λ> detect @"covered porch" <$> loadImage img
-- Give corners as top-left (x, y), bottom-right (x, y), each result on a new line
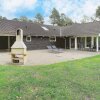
top-left (69, 36), bottom-right (100, 52)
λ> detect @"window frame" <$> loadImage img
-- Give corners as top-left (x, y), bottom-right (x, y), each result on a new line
top-left (26, 35), bottom-right (32, 42)
top-left (49, 37), bottom-right (56, 42)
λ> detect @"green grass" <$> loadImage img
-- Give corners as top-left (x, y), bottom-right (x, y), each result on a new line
top-left (0, 56), bottom-right (100, 100)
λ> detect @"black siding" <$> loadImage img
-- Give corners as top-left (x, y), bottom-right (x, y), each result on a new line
top-left (24, 36), bottom-right (51, 50)
top-left (55, 37), bottom-right (69, 49)
top-left (0, 36), bottom-right (8, 49)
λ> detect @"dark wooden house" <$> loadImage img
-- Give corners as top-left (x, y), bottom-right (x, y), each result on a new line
top-left (0, 20), bottom-right (100, 52)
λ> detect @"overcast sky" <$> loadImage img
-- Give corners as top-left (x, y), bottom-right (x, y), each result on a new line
top-left (0, 0), bottom-right (100, 24)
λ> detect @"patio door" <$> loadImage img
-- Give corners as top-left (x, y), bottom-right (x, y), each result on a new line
top-left (70, 37), bottom-right (75, 49)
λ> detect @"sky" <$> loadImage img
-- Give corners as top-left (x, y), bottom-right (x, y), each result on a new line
top-left (0, 0), bottom-right (100, 24)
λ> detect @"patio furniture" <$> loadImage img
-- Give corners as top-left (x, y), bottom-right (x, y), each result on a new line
top-left (47, 45), bottom-right (62, 53)
top-left (47, 46), bottom-right (53, 52)
top-left (52, 45), bottom-right (64, 53)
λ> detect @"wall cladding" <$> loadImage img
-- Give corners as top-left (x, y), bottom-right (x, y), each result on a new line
top-left (24, 36), bottom-right (51, 50)
top-left (55, 37), bottom-right (69, 49)
top-left (0, 36), bottom-right (8, 49)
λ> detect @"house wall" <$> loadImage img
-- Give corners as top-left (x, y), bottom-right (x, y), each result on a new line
top-left (0, 36), bottom-right (8, 49)
top-left (23, 36), bottom-right (52, 50)
top-left (55, 37), bottom-right (70, 49)
top-left (0, 36), bottom-right (54, 50)
top-left (10, 36), bottom-right (16, 47)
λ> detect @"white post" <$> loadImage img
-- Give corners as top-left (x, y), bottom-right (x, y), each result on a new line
top-left (85, 37), bottom-right (87, 48)
top-left (96, 36), bottom-right (99, 52)
top-left (69, 38), bottom-right (71, 49)
top-left (75, 37), bottom-right (77, 50)
top-left (91, 37), bottom-right (94, 48)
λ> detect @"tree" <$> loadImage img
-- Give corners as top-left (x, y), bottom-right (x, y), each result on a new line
top-left (0, 16), bottom-right (3, 21)
top-left (59, 13), bottom-right (66, 26)
top-left (2, 17), bottom-right (7, 20)
top-left (12, 18), bottom-right (19, 21)
top-left (59, 13), bottom-right (73, 26)
top-left (35, 13), bottom-right (44, 24)
top-left (28, 19), bottom-right (33, 23)
top-left (19, 16), bottom-right (29, 22)
top-left (90, 16), bottom-right (97, 22)
top-left (81, 15), bottom-right (90, 23)
top-left (0, 16), bottom-right (7, 20)
top-left (50, 8), bottom-right (60, 26)
top-left (96, 6), bottom-right (100, 20)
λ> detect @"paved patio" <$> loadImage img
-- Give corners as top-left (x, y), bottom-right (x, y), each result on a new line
top-left (0, 50), bottom-right (99, 66)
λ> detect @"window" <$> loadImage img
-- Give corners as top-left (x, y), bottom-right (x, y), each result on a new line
top-left (49, 37), bottom-right (56, 42)
top-left (26, 35), bottom-right (31, 42)
top-left (87, 37), bottom-right (91, 47)
top-left (41, 26), bottom-right (49, 31)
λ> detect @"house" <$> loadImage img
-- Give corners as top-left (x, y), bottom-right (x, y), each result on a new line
top-left (0, 20), bottom-right (100, 52)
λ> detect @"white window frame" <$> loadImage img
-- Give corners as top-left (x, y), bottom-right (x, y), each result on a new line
top-left (49, 37), bottom-right (56, 42)
top-left (26, 35), bottom-right (31, 42)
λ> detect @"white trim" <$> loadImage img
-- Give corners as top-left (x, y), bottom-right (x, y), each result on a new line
top-left (60, 28), bottom-right (62, 37)
top-left (85, 37), bottom-right (87, 48)
top-left (49, 37), bottom-right (56, 42)
top-left (91, 37), bottom-right (94, 48)
top-left (96, 36), bottom-right (99, 52)
top-left (69, 38), bottom-right (71, 49)
top-left (75, 37), bottom-right (77, 50)
top-left (26, 35), bottom-right (31, 42)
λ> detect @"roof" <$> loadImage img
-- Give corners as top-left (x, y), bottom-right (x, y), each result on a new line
top-left (0, 20), bottom-right (100, 37)
top-left (0, 20), bottom-right (60, 36)
top-left (62, 21), bottom-right (100, 36)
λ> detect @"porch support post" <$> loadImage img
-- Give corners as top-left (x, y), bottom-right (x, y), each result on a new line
top-left (96, 36), bottom-right (99, 52)
top-left (91, 37), bottom-right (94, 48)
top-left (85, 37), bottom-right (87, 48)
top-left (75, 37), bottom-right (77, 50)
top-left (69, 38), bottom-right (71, 49)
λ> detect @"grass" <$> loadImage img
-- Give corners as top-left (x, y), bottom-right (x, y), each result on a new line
top-left (0, 56), bottom-right (100, 100)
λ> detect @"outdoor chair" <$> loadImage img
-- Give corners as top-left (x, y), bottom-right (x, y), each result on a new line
top-left (47, 46), bottom-right (53, 52)
top-left (52, 45), bottom-right (64, 53)
top-left (47, 45), bottom-right (62, 53)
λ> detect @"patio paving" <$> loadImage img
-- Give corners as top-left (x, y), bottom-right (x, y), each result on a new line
top-left (0, 50), bottom-right (99, 66)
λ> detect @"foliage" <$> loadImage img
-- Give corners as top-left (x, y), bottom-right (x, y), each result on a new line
top-left (19, 16), bottom-right (29, 22)
top-left (96, 6), bottom-right (100, 19)
top-left (90, 17), bottom-right (97, 22)
top-left (81, 15), bottom-right (90, 23)
top-left (35, 13), bottom-right (44, 24)
top-left (59, 13), bottom-right (73, 26)
top-left (12, 18), bottom-right (19, 21)
top-left (0, 16), bottom-right (7, 21)
top-left (50, 8), bottom-right (73, 26)
top-left (50, 8), bottom-right (60, 26)
top-left (0, 56), bottom-right (100, 100)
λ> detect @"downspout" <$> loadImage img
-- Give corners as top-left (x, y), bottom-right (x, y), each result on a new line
top-left (60, 27), bottom-right (62, 37)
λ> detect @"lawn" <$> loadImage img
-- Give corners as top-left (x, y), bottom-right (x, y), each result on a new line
top-left (0, 56), bottom-right (100, 100)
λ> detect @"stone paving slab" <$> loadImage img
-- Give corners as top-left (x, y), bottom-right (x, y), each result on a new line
top-left (0, 50), bottom-right (99, 66)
